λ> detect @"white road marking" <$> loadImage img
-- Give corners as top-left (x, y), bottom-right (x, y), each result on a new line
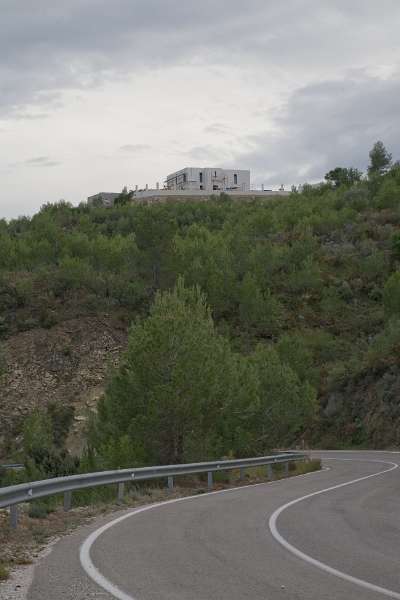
top-left (269, 458), bottom-right (400, 599)
top-left (80, 468), bottom-right (328, 599)
top-left (80, 455), bottom-right (399, 600)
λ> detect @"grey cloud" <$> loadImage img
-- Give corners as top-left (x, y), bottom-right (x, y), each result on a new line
top-left (10, 156), bottom-right (61, 168)
top-left (233, 72), bottom-right (400, 187)
top-left (2, 1), bottom-right (400, 117)
top-left (11, 112), bottom-right (49, 121)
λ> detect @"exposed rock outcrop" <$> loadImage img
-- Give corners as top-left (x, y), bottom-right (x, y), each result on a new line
top-left (0, 317), bottom-right (128, 457)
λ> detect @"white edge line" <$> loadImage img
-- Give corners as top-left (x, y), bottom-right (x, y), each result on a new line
top-left (81, 457), bottom-right (399, 600)
top-left (310, 450), bottom-right (400, 454)
top-left (80, 467), bottom-right (328, 600)
top-left (269, 459), bottom-right (400, 599)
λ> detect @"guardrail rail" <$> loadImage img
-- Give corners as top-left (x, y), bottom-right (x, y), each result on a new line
top-left (0, 452), bottom-right (306, 529)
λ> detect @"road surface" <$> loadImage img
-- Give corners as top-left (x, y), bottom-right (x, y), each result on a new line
top-left (28, 451), bottom-right (400, 599)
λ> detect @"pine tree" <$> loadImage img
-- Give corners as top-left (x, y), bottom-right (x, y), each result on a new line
top-left (368, 141), bottom-right (392, 179)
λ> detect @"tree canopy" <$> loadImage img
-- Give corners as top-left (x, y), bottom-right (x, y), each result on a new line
top-left (90, 280), bottom-right (316, 466)
top-left (325, 167), bottom-right (362, 188)
top-left (1, 140), bottom-right (400, 459)
top-left (368, 140), bottom-right (392, 179)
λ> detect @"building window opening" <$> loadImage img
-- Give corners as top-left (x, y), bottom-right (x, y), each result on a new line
top-left (183, 173), bottom-right (187, 183)
top-left (213, 185), bottom-right (218, 190)
top-left (214, 171), bottom-right (217, 177)
top-left (200, 185), bottom-right (203, 190)
top-left (199, 172), bottom-right (203, 183)
top-left (234, 173), bottom-right (238, 185)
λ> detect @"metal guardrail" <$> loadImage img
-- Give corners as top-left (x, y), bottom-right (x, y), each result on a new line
top-left (0, 463), bottom-right (24, 471)
top-left (0, 452), bottom-right (306, 528)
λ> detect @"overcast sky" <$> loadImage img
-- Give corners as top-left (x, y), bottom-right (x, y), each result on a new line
top-left (1, 0), bottom-right (400, 218)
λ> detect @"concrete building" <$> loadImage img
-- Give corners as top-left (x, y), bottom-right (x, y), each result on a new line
top-left (166, 167), bottom-right (250, 193)
top-left (87, 192), bottom-right (120, 207)
top-left (86, 168), bottom-right (291, 207)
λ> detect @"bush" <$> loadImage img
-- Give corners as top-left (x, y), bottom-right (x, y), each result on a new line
top-left (238, 274), bottom-right (282, 335)
top-left (0, 345), bottom-right (6, 378)
top-left (392, 233), bottom-right (400, 260)
top-left (295, 458), bottom-right (321, 474)
top-left (383, 272), bottom-right (400, 319)
top-left (55, 256), bottom-right (95, 293)
top-left (22, 406), bottom-right (79, 479)
top-left (365, 319), bottom-right (400, 369)
top-left (28, 502), bottom-right (51, 519)
top-left (341, 187), bottom-right (370, 211)
top-left (286, 257), bottom-right (323, 294)
top-left (16, 317), bottom-right (39, 332)
top-left (373, 178), bottom-right (400, 209)
top-left (360, 251), bottom-right (388, 283)
top-left (276, 332), bottom-right (316, 385)
top-left (0, 563), bottom-right (9, 581)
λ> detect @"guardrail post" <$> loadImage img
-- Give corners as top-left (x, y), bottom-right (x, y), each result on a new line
top-left (207, 471), bottom-right (213, 489)
top-left (9, 504), bottom-right (18, 529)
top-left (267, 464), bottom-right (273, 480)
top-left (167, 476), bottom-right (174, 490)
top-left (284, 462), bottom-right (289, 476)
top-left (63, 490), bottom-right (72, 512)
top-left (239, 467), bottom-right (245, 481)
top-left (117, 482), bottom-right (125, 503)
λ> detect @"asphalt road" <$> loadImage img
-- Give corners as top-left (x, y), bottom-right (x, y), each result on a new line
top-left (28, 451), bottom-right (400, 600)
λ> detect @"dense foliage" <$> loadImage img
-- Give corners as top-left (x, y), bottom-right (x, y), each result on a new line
top-left (1, 141), bottom-right (400, 468)
top-left (90, 280), bottom-right (315, 467)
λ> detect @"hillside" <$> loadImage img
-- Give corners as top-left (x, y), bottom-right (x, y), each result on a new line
top-left (1, 157), bottom-right (400, 458)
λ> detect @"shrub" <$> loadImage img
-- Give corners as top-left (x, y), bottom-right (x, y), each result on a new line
top-left (276, 332), bottom-right (315, 384)
top-left (360, 250), bottom-right (388, 283)
top-left (392, 233), bottom-right (400, 260)
top-left (0, 563), bottom-right (9, 581)
top-left (16, 317), bottom-right (39, 332)
top-left (238, 274), bottom-right (282, 335)
top-left (373, 178), bottom-right (400, 209)
top-left (341, 187), bottom-right (370, 211)
top-left (55, 256), bottom-right (94, 293)
top-left (383, 272), bottom-right (400, 319)
top-left (296, 458), bottom-right (321, 474)
top-left (0, 345), bottom-right (6, 378)
top-left (286, 257), bottom-right (323, 294)
top-left (365, 319), bottom-right (400, 369)
top-left (28, 502), bottom-right (51, 519)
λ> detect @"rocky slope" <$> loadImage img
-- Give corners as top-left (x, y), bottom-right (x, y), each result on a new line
top-left (0, 317), bottom-right (127, 458)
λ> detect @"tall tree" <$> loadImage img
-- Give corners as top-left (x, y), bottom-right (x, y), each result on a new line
top-left (325, 167), bottom-right (362, 188)
top-left (368, 141), bottom-right (392, 179)
top-left (92, 279), bottom-right (240, 466)
top-left (173, 224), bottom-right (236, 317)
top-left (249, 345), bottom-right (317, 449)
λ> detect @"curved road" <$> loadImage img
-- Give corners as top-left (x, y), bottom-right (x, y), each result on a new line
top-left (28, 451), bottom-right (400, 599)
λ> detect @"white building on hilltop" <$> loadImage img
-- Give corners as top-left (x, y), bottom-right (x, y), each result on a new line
top-left (166, 167), bottom-right (250, 193)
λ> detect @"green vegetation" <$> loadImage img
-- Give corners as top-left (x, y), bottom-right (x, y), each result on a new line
top-left (325, 167), bottom-right (362, 188)
top-left (90, 279), bottom-right (315, 467)
top-left (0, 563), bottom-right (9, 581)
top-left (28, 502), bottom-right (53, 520)
top-left (1, 141), bottom-right (400, 471)
top-left (294, 458), bottom-right (321, 475)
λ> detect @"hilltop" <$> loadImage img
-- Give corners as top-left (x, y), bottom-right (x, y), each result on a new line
top-left (1, 149), bottom-right (400, 458)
